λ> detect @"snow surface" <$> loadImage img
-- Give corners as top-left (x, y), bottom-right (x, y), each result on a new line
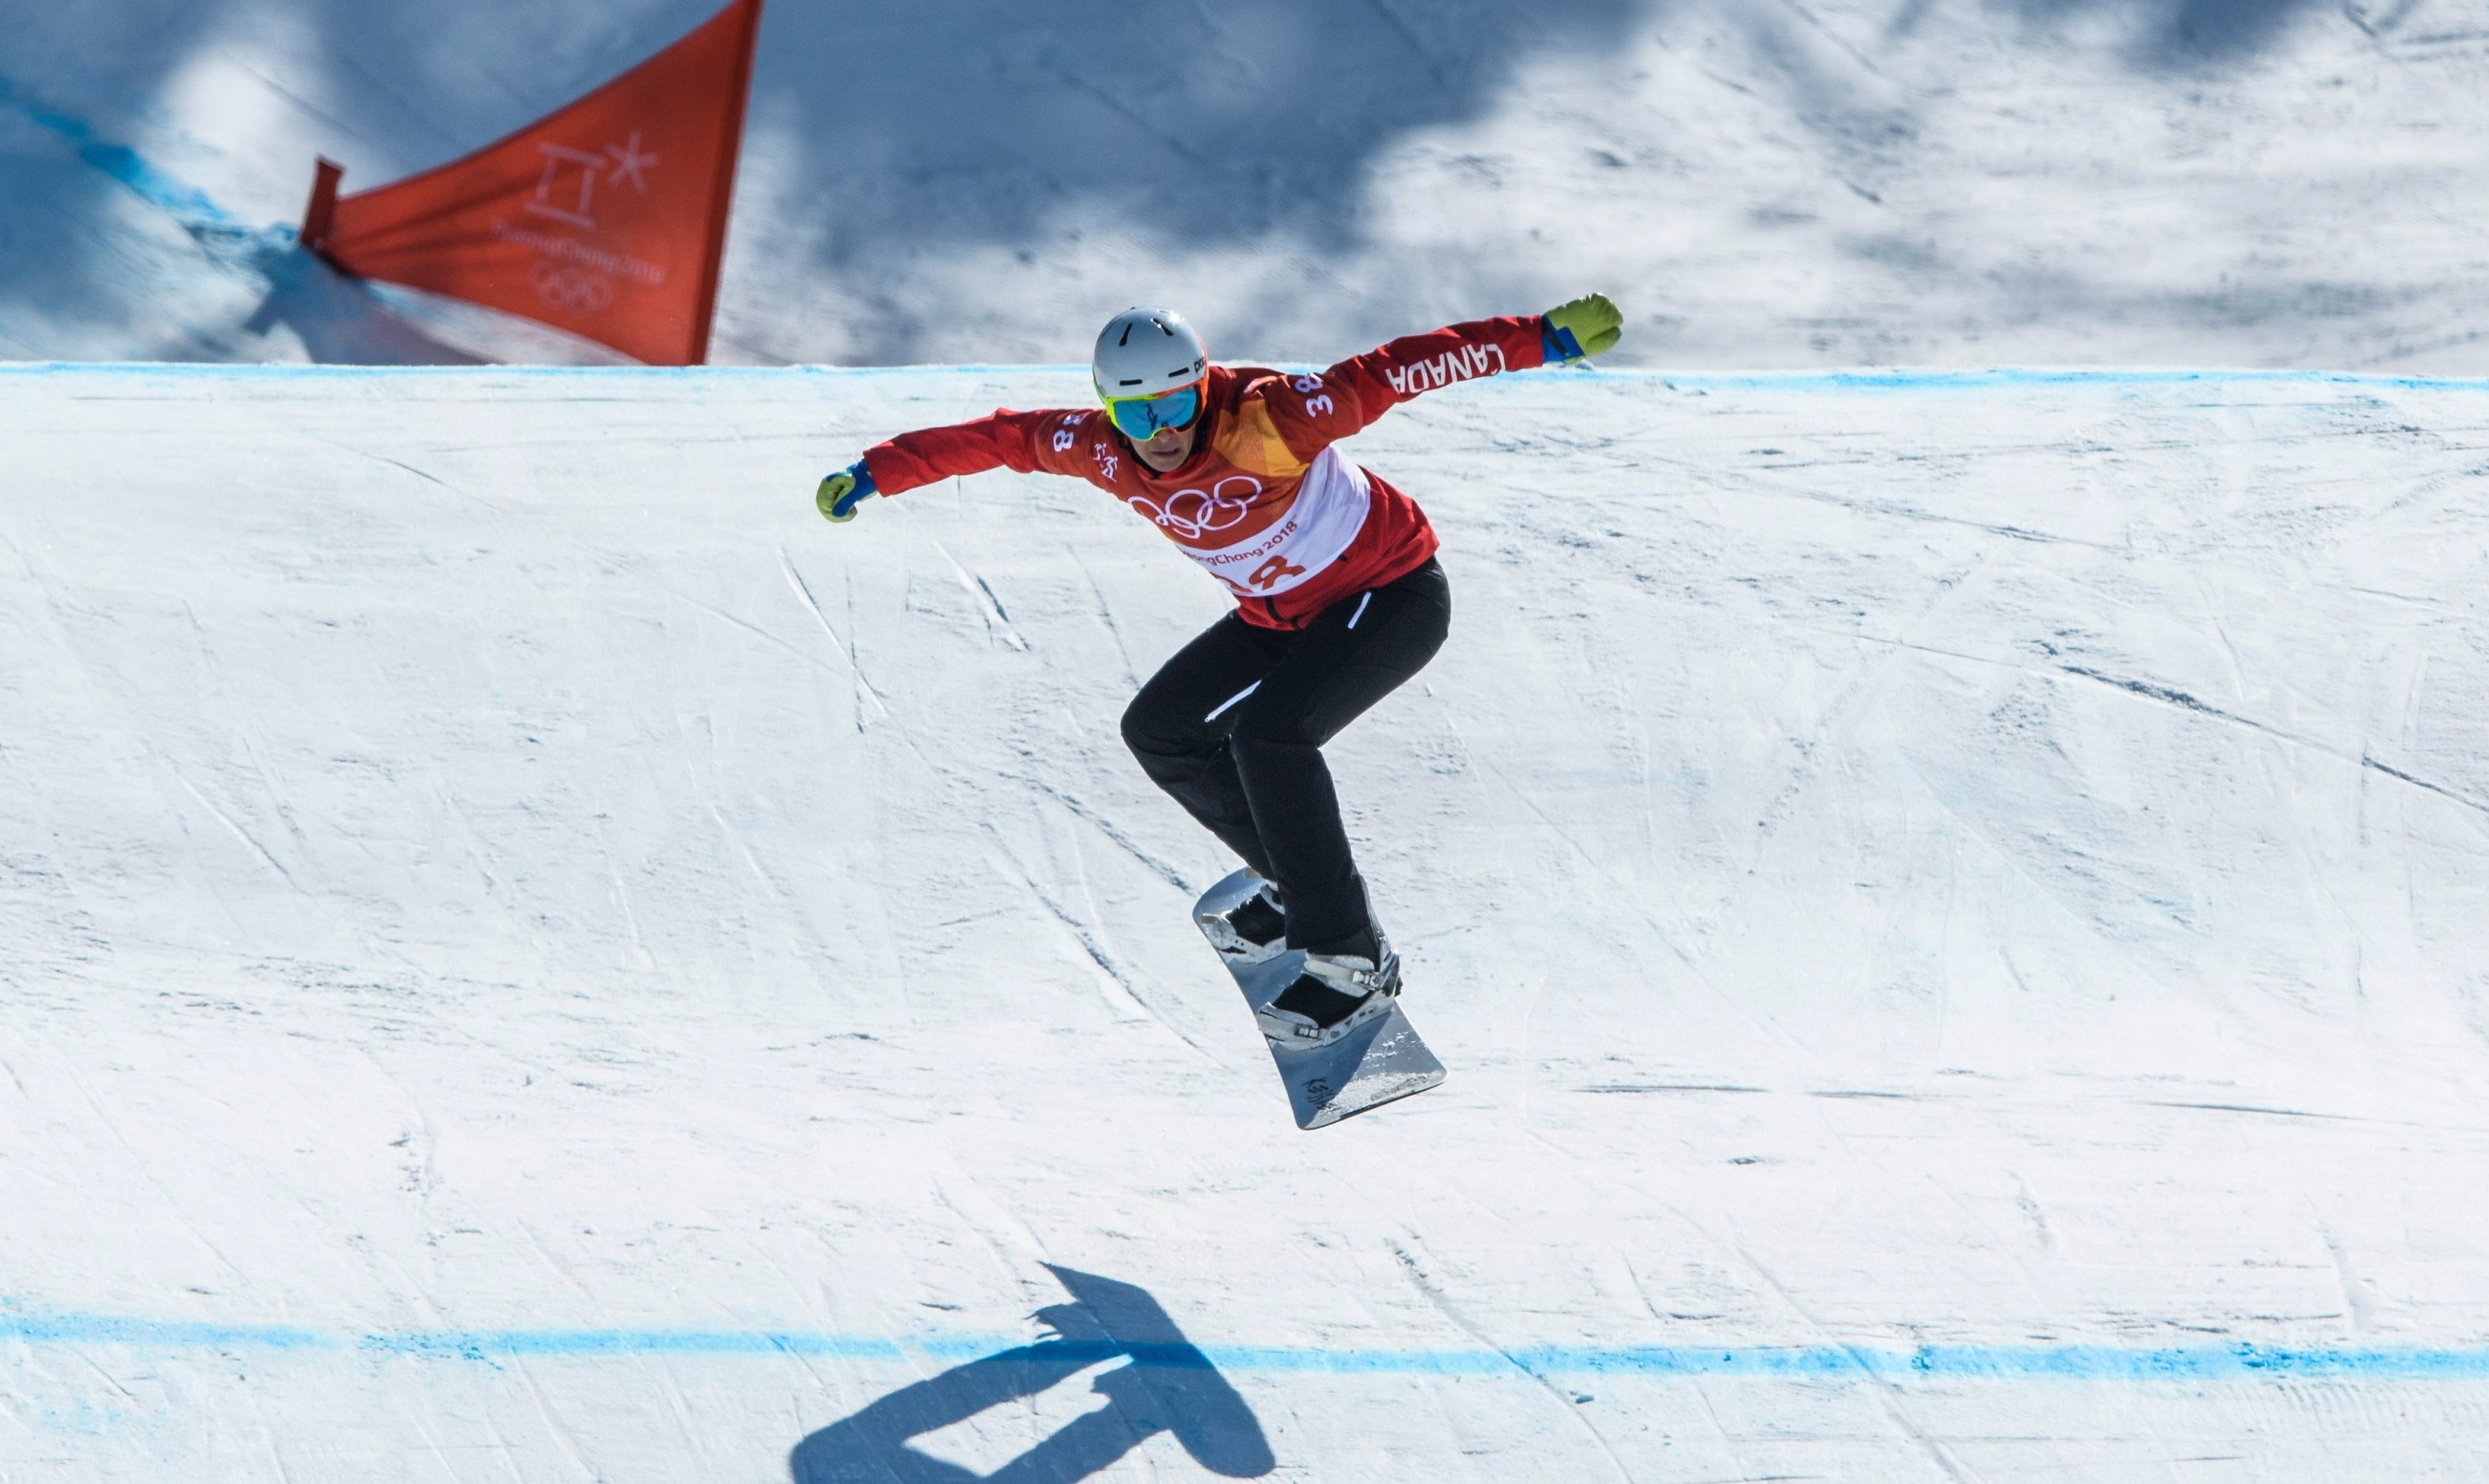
top-left (6, 361), bottom-right (2489, 1479)
top-left (6, 0), bottom-right (2489, 368)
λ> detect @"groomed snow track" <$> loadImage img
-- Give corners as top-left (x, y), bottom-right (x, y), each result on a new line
top-left (5, 363), bottom-right (2488, 1481)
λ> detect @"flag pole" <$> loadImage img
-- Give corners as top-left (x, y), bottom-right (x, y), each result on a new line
top-left (298, 158), bottom-right (345, 261)
top-left (687, 0), bottom-right (763, 366)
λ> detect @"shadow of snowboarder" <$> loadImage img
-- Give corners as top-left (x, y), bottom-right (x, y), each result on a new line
top-left (789, 1265), bottom-right (1274, 1484)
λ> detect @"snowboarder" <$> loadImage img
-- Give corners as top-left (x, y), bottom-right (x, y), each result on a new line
top-left (814, 295), bottom-right (1624, 1046)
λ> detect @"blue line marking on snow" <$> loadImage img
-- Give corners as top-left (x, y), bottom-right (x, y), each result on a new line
top-left (1, 1309), bottom-right (330, 1352)
top-left (8, 1307), bottom-right (2489, 1381)
top-left (0, 72), bottom-right (244, 229)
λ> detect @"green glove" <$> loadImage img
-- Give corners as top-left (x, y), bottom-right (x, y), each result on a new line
top-left (1541, 293), bottom-right (1622, 362)
top-left (817, 459), bottom-right (875, 523)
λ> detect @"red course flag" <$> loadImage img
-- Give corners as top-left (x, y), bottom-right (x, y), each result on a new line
top-left (300, 0), bottom-right (763, 365)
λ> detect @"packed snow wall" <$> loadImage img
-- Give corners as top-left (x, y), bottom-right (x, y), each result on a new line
top-left (4, 363), bottom-right (2488, 1480)
top-left (7, 0), bottom-right (2489, 368)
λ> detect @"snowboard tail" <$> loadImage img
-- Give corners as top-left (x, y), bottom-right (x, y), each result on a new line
top-left (1193, 869), bottom-right (1446, 1129)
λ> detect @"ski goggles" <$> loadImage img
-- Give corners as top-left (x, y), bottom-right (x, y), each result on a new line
top-left (1102, 382), bottom-right (1204, 440)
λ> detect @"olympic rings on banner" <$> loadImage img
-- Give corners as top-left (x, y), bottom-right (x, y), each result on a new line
top-left (530, 260), bottom-right (615, 315)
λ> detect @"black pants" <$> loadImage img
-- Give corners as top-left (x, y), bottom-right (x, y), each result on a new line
top-left (1120, 558), bottom-right (1451, 954)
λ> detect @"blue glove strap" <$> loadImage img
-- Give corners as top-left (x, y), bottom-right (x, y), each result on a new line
top-left (832, 459), bottom-right (876, 519)
top-left (1542, 319), bottom-right (1584, 364)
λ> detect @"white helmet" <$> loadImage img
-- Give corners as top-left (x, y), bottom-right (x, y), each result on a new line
top-left (1092, 307), bottom-right (1207, 400)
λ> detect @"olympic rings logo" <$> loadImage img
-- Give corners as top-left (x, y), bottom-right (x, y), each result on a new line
top-left (1126, 476), bottom-right (1258, 540)
top-left (530, 260), bottom-right (614, 315)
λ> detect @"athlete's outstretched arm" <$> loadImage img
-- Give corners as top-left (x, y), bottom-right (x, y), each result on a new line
top-left (1250, 294), bottom-right (1624, 460)
top-left (814, 407), bottom-right (1095, 523)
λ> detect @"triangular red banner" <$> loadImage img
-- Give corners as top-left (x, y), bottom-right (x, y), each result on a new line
top-left (301, 0), bottom-right (763, 365)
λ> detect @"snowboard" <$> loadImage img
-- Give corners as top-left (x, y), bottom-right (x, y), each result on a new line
top-left (1192, 868), bottom-right (1446, 1130)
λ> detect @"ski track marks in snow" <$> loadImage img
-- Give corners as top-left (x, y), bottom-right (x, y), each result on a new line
top-left (776, 545), bottom-right (892, 727)
top-left (3, 366), bottom-right (2489, 1481)
top-left (2058, 663), bottom-right (2489, 817)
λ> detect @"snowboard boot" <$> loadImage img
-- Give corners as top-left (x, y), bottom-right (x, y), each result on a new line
top-left (1256, 924), bottom-right (1401, 1050)
top-left (1202, 879), bottom-right (1289, 965)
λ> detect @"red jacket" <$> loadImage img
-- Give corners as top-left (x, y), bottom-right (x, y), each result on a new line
top-left (862, 315), bottom-right (1549, 629)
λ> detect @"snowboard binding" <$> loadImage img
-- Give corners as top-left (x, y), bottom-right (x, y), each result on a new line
top-left (1255, 942), bottom-right (1401, 1050)
top-left (1200, 880), bottom-right (1289, 965)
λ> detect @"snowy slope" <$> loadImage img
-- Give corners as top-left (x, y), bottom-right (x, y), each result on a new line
top-left (5, 0), bottom-right (2489, 368)
top-left (5, 362), bottom-right (2488, 1480)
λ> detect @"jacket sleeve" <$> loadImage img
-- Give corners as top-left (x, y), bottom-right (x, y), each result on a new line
top-left (861, 407), bottom-right (1103, 496)
top-left (1245, 315), bottom-right (1550, 462)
